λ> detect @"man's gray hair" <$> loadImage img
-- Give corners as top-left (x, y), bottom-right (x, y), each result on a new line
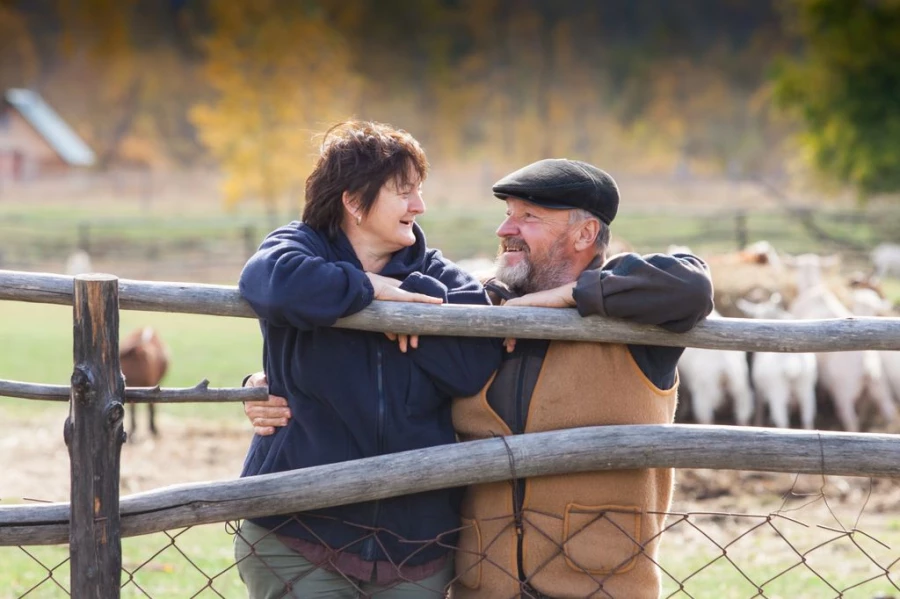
top-left (568, 208), bottom-right (610, 257)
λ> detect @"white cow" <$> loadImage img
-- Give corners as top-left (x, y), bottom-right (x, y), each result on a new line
top-left (678, 309), bottom-right (755, 426)
top-left (788, 254), bottom-right (896, 431)
top-left (850, 288), bottom-right (900, 408)
top-left (872, 243), bottom-right (900, 279)
top-left (64, 250), bottom-right (93, 276)
top-left (736, 294), bottom-right (818, 429)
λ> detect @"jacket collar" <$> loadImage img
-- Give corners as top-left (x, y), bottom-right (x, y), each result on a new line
top-left (332, 222), bottom-right (428, 277)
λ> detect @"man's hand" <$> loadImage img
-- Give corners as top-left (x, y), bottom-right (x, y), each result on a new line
top-left (503, 282), bottom-right (577, 308)
top-left (501, 282), bottom-right (577, 352)
top-left (243, 371), bottom-right (291, 436)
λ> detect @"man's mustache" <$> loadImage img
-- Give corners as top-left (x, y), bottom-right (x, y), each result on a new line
top-left (501, 237), bottom-right (529, 253)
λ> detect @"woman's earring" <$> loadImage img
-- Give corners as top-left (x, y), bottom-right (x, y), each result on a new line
top-left (356, 215), bottom-right (362, 226)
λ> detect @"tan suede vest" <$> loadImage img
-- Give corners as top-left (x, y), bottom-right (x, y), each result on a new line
top-left (452, 341), bottom-right (678, 599)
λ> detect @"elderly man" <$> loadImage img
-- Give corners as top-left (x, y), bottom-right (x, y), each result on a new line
top-left (244, 159), bottom-right (714, 598)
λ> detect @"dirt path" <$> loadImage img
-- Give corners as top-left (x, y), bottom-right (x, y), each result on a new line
top-left (3, 410), bottom-right (898, 517)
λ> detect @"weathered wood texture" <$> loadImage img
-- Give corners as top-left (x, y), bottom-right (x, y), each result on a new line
top-left (67, 275), bottom-right (123, 598)
top-left (2, 269), bottom-right (900, 352)
top-left (0, 378), bottom-right (267, 403)
top-left (5, 424), bottom-right (899, 546)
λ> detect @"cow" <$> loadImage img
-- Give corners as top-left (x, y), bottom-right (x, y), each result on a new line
top-left (119, 326), bottom-right (170, 438)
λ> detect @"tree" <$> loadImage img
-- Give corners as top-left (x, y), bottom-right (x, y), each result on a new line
top-left (773, 0), bottom-right (900, 198)
top-left (190, 2), bottom-right (358, 218)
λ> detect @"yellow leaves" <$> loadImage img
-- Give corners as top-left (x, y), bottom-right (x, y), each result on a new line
top-left (192, 7), bottom-right (359, 213)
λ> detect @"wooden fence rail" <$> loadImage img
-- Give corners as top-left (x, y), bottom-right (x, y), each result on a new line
top-left (2, 269), bottom-right (900, 352)
top-left (0, 378), bottom-right (267, 403)
top-left (2, 424), bottom-right (899, 546)
top-left (2, 269), bottom-right (900, 598)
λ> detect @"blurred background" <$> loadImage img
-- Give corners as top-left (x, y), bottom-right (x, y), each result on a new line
top-left (0, 0), bottom-right (897, 297)
top-left (2, 5), bottom-right (900, 594)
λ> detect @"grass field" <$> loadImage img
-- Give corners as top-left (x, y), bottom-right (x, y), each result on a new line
top-left (1, 301), bottom-right (899, 597)
top-left (0, 301), bottom-right (258, 597)
top-left (1, 180), bottom-right (899, 596)
top-left (0, 301), bottom-right (262, 422)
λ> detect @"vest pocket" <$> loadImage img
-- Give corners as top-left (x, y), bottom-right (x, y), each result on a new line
top-left (455, 518), bottom-right (482, 589)
top-left (563, 503), bottom-right (642, 575)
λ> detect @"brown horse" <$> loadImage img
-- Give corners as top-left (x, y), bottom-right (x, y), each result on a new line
top-left (120, 327), bottom-right (170, 437)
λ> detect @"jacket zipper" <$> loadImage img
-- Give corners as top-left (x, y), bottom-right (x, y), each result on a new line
top-left (362, 345), bottom-right (386, 562)
top-left (514, 351), bottom-right (528, 582)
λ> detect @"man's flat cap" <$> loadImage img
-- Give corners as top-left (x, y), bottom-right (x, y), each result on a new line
top-left (492, 158), bottom-right (619, 224)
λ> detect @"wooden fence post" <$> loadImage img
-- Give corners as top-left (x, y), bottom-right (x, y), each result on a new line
top-left (735, 210), bottom-right (748, 250)
top-left (65, 274), bottom-right (125, 598)
top-left (77, 222), bottom-right (91, 254)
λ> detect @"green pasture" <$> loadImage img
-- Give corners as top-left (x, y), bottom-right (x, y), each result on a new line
top-left (0, 525), bottom-right (245, 598)
top-left (1, 513), bottom-right (897, 598)
top-left (0, 301), bottom-right (262, 421)
top-left (2, 302), bottom-right (899, 596)
top-left (0, 301), bottom-right (258, 597)
top-left (658, 508), bottom-right (900, 598)
top-left (1, 202), bottom-right (899, 596)
top-left (2, 198), bottom-right (899, 273)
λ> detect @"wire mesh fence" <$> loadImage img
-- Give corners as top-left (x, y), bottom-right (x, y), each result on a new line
top-left (5, 476), bottom-right (899, 598)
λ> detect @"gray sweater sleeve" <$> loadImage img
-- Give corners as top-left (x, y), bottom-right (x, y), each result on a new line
top-left (572, 252), bottom-right (714, 333)
top-left (572, 252), bottom-right (715, 389)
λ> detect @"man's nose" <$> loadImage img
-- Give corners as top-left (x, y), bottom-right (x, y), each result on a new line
top-left (496, 216), bottom-right (518, 237)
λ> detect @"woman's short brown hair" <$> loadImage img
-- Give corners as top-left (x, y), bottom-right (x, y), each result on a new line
top-left (303, 121), bottom-right (429, 238)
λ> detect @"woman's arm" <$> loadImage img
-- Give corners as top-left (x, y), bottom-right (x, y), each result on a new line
top-left (239, 223), bottom-right (374, 330)
top-left (240, 224), bottom-right (438, 330)
top-left (394, 251), bottom-right (503, 397)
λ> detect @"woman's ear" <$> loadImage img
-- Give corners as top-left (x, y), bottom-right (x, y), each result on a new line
top-left (574, 218), bottom-right (600, 252)
top-left (342, 191), bottom-right (361, 223)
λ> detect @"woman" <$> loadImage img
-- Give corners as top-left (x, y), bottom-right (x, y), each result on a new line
top-left (235, 121), bottom-right (502, 597)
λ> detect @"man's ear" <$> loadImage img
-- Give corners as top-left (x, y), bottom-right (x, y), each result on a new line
top-left (573, 218), bottom-right (600, 252)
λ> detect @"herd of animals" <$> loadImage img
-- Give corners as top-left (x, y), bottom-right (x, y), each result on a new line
top-left (64, 241), bottom-right (900, 437)
top-left (673, 242), bottom-right (900, 432)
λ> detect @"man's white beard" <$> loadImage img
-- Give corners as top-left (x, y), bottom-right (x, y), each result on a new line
top-left (494, 237), bottom-right (571, 295)
top-left (494, 255), bottom-right (532, 295)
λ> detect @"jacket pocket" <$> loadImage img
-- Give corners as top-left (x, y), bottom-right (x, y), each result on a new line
top-left (455, 518), bottom-right (482, 589)
top-left (563, 503), bottom-right (642, 575)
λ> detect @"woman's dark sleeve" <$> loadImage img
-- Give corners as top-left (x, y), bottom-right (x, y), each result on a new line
top-left (399, 250), bottom-right (503, 397)
top-left (239, 223), bottom-right (374, 330)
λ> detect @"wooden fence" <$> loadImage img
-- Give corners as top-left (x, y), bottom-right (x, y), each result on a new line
top-left (1, 269), bottom-right (900, 598)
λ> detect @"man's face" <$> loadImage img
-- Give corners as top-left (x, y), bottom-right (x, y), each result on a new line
top-left (494, 198), bottom-right (576, 294)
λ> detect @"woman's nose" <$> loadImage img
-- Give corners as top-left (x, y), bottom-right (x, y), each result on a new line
top-left (408, 191), bottom-right (425, 215)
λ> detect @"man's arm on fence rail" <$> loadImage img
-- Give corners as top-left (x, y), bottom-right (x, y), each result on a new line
top-left (242, 372), bottom-right (289, 436)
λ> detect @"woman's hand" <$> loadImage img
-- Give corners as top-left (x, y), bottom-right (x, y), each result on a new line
top-left (384, 332), bottom-right (418, 353)
top-left (366, 272), bottom-right (443, 304)
top-left (366, 273), bottom-right (440, 352)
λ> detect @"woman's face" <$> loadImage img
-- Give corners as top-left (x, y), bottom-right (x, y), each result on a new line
top-left (362, 175), bottom-right (425, 251)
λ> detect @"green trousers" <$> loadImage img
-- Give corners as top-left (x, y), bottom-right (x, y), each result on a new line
top-left (234, 520), bottom-right (453, 598)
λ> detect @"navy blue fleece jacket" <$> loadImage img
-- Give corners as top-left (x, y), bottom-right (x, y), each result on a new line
top-left (238, 221), bottom-right (502, 566)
